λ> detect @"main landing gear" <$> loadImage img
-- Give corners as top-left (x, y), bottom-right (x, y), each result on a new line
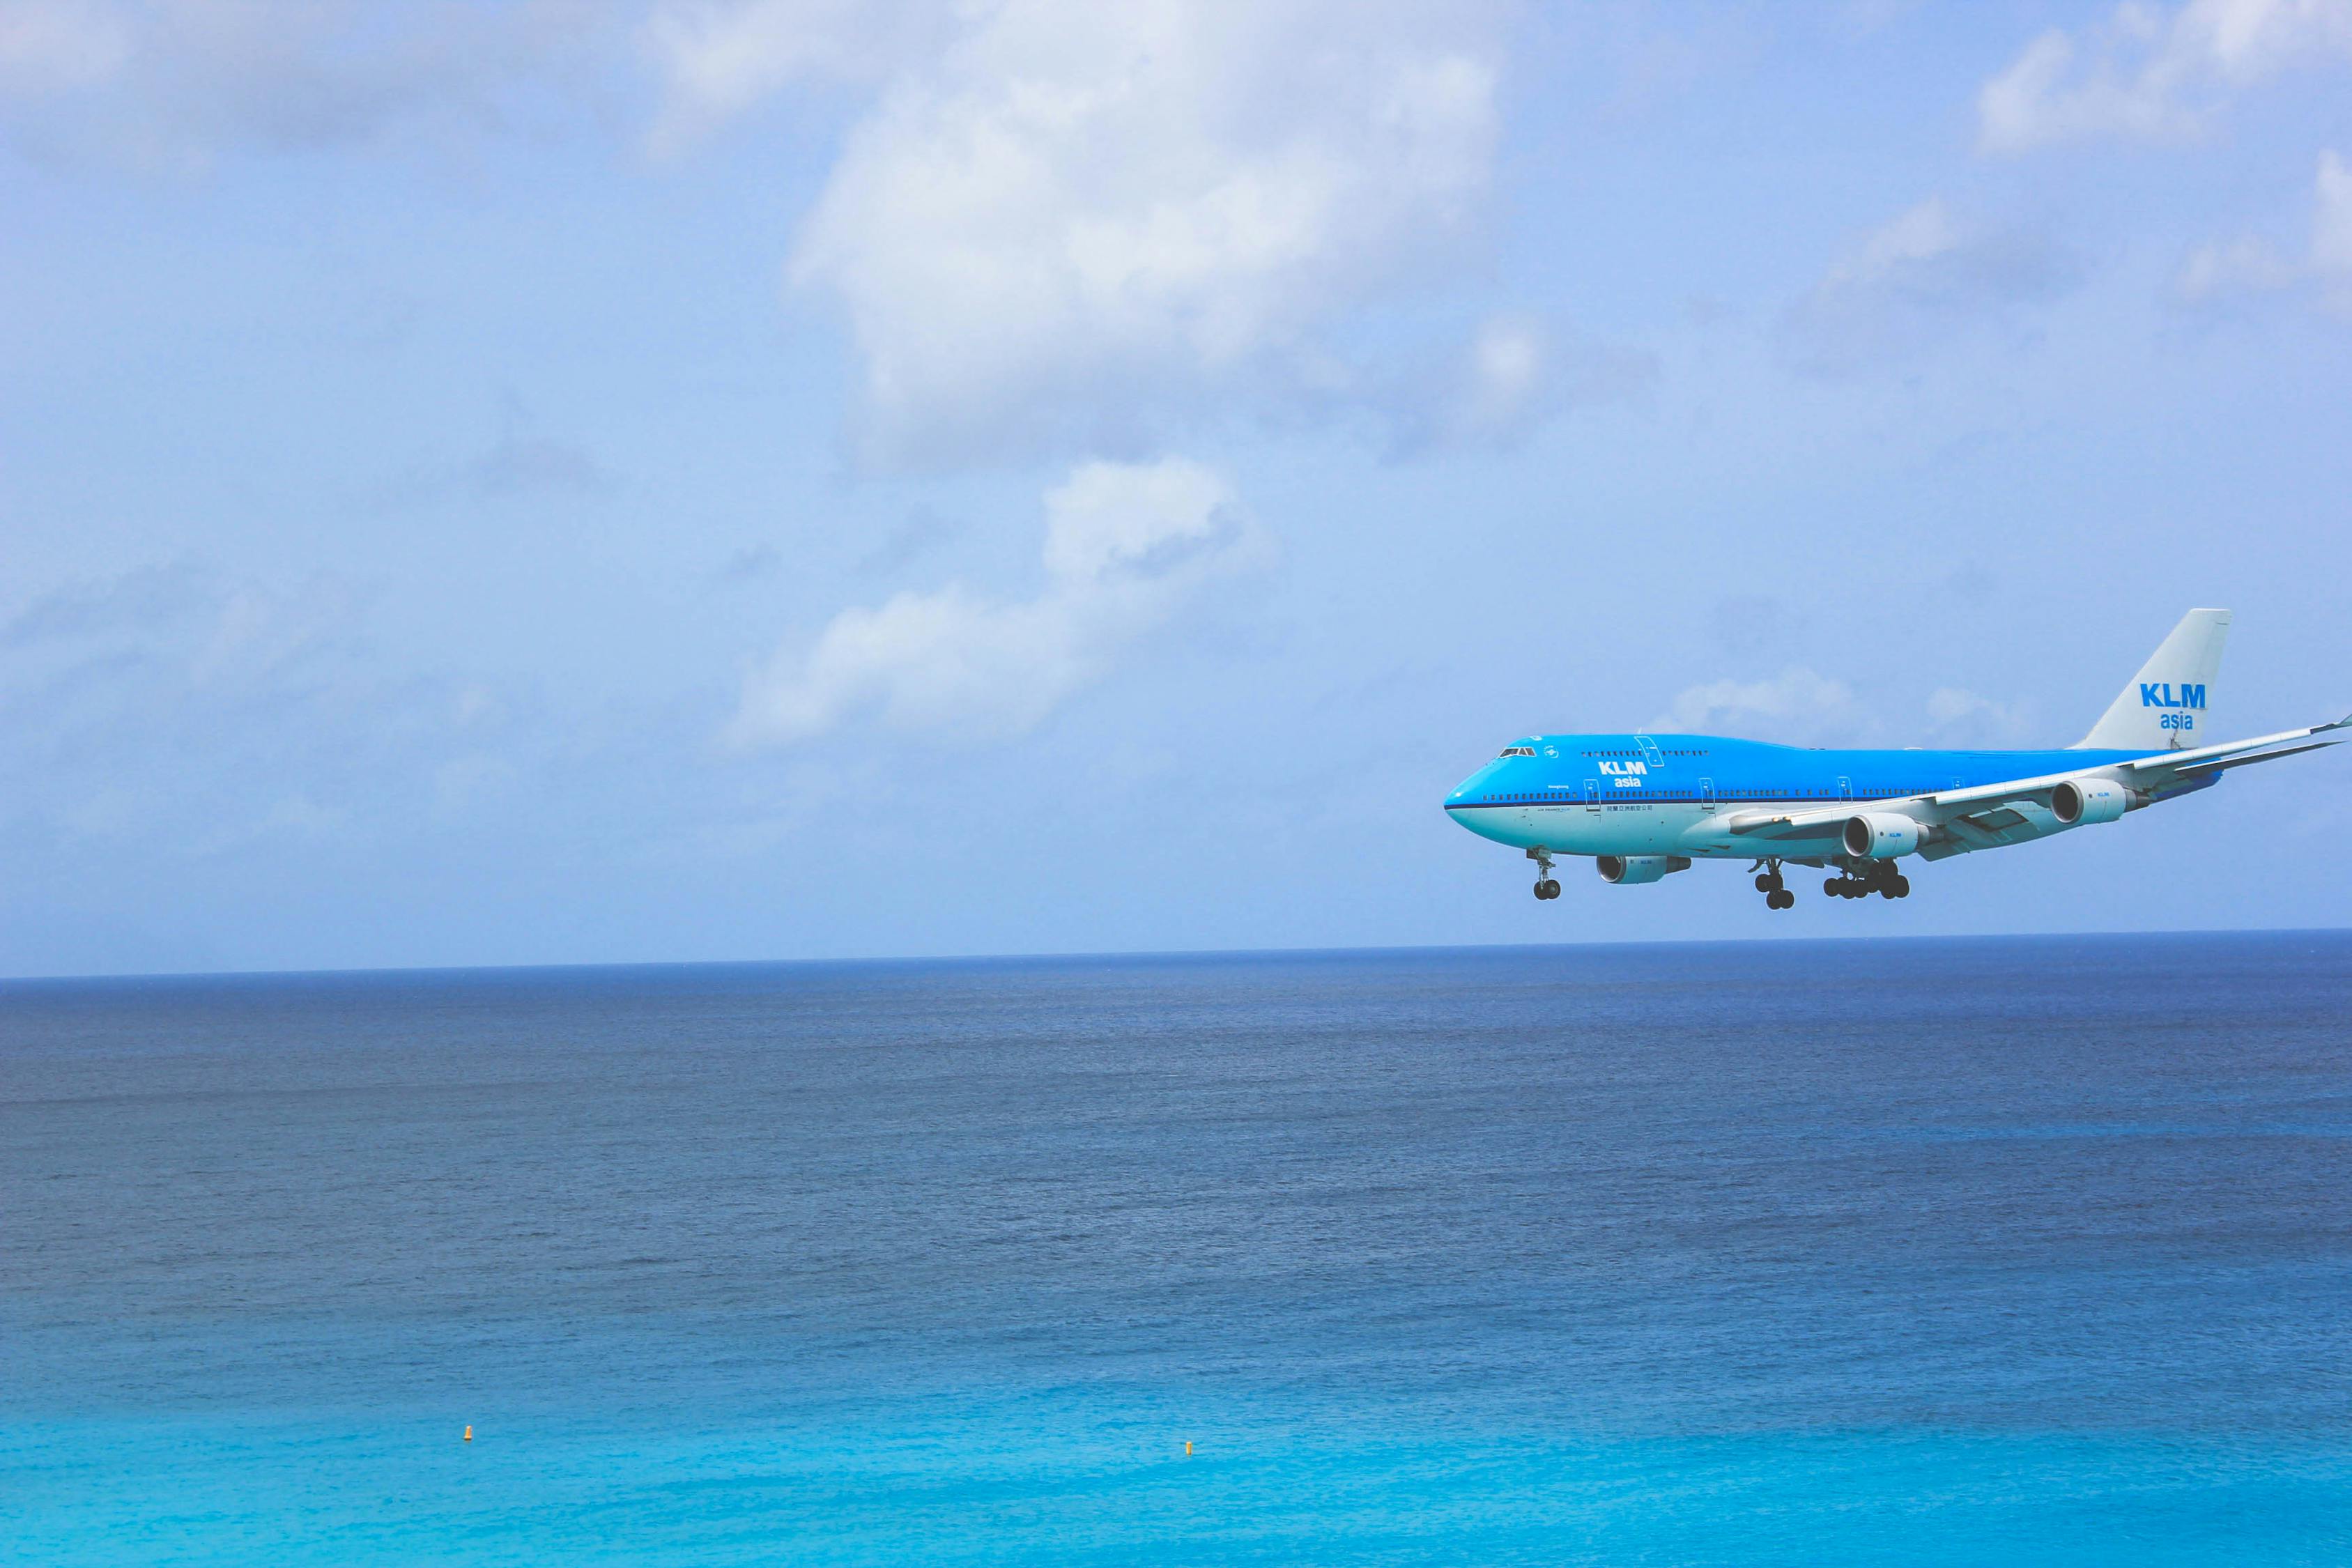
top-left (1528, 847), bottom-right (1560, 900)
top-left (1751, 859), bottom-right (1795, 911)
top-left (1824, 861), bottom-right (1911, 900)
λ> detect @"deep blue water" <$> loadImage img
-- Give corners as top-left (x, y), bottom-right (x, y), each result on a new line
top-left (5, 933), bottom-right (2350, 1564)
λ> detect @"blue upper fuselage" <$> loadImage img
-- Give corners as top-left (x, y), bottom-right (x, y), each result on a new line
top-left (1445, 733), bottom-right (2169, 815)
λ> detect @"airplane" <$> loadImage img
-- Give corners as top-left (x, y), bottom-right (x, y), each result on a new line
top-left (1445, 609), bottom-right (2346, 909)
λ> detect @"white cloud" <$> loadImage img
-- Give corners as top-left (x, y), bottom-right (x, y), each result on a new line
top-left (1649, 667), bottom-right (1863, 743)
top-left (1979, 0), bottom-right (2352, 155)
top-left (778, 0), bottom-right (1505, 466)
top-left (2178, 148), bottom-right (2352, 316)
top-left (17, 2), bottom-right (1535, 461)
top-left (1781, 197), bottom-right (2075, 375)
top-left (726, 456), bottom-right (1264, 748)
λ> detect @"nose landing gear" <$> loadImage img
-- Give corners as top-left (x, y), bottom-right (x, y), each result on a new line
top-left (1751, 859), bottom-right (1795, 910)
top-left (1528, 847), bottom-right (1560, 900)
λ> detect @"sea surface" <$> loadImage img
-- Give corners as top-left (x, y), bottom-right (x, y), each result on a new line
top-left (4, 933), bottom-right (2350, 1564)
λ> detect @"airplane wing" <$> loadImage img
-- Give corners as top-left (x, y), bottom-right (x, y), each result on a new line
top-left (1725, 712), bottom-right (2350, 851)
top-left (1930, 712), bottom-right (2352, 811)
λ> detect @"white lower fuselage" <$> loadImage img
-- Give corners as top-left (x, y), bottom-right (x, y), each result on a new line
top-left (1451, 794), bottom-right (2067, 861)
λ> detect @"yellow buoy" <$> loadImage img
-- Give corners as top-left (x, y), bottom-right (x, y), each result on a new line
top-left (464, 1426), bottom-right (473, 1443)
top-left (1184, 1440), bottom-right (1192, 1456)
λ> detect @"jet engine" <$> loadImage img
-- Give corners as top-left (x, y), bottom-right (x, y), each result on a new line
top-left (1597, 854), bottom-right (1692, 884)
top-left (1842, 813), bottom-right (1926, 859)
top-left (2052, 777), bottom-right (2130, 826)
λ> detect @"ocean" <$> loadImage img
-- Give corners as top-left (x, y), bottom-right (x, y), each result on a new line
top-left (5, 933), bottom-right (2349, 1564)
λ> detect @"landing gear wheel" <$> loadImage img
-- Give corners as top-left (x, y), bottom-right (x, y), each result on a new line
top-left (1893, 875), bottom-right (1911, 898)
top-left (1767, 889), bottom-right (1794, 910)
top-left (1537, 879), bottom-right (1560, 900)
top-left (1755, 873), bottom-right (1774, 893)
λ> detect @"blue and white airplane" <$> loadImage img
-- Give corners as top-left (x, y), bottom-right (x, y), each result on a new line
top-left (1446, 610), bottom-right (2346, 909)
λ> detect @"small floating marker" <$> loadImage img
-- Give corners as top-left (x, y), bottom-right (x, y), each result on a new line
top-left (1185, 1440), bottom-right (1192, 1456)
top-left (463, 1426), bottom-right (472, 1443)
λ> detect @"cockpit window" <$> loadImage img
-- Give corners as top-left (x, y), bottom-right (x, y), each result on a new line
top-left (1496, 746), bottom-right (1536, 758)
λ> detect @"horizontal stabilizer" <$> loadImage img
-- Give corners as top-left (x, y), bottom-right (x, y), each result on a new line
top-left (2173, 739), bottom-right (2338, 776)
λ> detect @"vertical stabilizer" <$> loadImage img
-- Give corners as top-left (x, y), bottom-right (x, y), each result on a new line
top-left (2075, 608), bottom-right (2231, 750)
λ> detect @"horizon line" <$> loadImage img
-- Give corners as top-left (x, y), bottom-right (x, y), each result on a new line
top-left (4, 925), bottom-right (2348, 990)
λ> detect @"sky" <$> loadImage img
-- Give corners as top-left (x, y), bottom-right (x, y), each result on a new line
top-left (1, 0), bottom-right (2349, 977)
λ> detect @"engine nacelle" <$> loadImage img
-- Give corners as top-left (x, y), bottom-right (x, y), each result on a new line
top-left (1842, 813), bottom-right (1925, 859)
top-left (1596, 854), bottom-right (1691, 885)
top-left (2052, 776), bottom-right (2130, 826)
top-left (1599, 851), bottom-right (1693, 889)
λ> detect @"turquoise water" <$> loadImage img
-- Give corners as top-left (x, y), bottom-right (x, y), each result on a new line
top-left (6, 936), bottom-right (2350, 1562)
top-left (11, 1418), bottom-right (2348, 1563)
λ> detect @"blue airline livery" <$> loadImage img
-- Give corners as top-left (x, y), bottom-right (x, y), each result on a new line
top-left (1445, 610), bottom-right (2347, 909)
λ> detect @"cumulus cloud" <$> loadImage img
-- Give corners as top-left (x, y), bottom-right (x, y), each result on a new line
top-left (2178, 147), bottom-right (2352, 316)
top-left (1781, 197), bottom-right (2076, 375)
top-left (726, 456), bottom-right (1265, 748)
top-left (776, 0), bottom-right (1507, 466)
top-left (15, 2), bottom-right (1553, 463)
top-left (1649, 668), bottom-right (1863, 744)
top-left (1978, 0), bottom-right (2352, 155)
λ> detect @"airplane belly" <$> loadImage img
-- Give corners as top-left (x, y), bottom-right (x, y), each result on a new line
top-left (1453, 801), bottom-right (1714, 857)
top-left (1454, 808), bottom-right (1549, 850)
top-left (1560, 801), bottom-right (1684, 854)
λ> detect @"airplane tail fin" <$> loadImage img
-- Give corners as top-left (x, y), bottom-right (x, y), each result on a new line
top-left (2075, 608), bottom-right (2231, 751)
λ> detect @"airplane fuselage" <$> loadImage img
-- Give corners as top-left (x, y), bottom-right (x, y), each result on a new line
top-left (1445, 734), bottom-right (2211, 863)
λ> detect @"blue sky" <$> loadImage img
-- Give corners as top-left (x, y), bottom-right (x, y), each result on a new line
top-left (2, 0), bottom-right (2348, 976)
